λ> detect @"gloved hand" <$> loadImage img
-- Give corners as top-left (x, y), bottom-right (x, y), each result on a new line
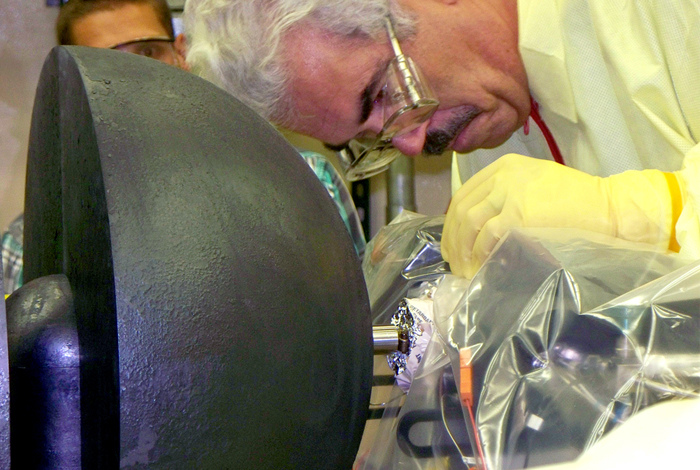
top-left (442, 154), bottom-right (682, 278)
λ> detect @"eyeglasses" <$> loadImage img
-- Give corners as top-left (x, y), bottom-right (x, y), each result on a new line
top-left (109, 36), bottom-right (178, 65)
top-left (337, 18), bottom-right (439, 181)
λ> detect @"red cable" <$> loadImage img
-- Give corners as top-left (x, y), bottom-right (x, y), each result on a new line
top-left (528, 96), bottom-right (565, 166)
top-left (460, 348), bottom-right (488, 470)
top-left (466, 401), bottom-right (488, 470)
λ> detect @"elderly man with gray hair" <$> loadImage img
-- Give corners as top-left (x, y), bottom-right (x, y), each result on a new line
top-left (184, 0), bottom-right (700, 280)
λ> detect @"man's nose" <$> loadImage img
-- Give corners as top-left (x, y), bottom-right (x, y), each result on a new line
top-left (357, 113), bottom-right (387, 141)
top-left (390, 121), bottom-right (429, 156)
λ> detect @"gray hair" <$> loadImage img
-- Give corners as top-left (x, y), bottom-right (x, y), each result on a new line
top-left (184, 0), bottom-right (415, 126)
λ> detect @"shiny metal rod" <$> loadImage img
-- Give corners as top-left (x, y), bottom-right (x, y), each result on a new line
top-left (373, 325), bottom-right (399, 353)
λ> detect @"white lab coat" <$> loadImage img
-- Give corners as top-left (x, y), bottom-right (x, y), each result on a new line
top-left (453, 0), bottom-right (700, 259)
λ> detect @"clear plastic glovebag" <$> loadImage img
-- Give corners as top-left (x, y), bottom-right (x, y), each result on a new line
top-left (363, 211), bottom-right (449, 325)
top-left (359, 217), bottom-right (700, 470)
top-left (359, 212), bottom-right (470, 470)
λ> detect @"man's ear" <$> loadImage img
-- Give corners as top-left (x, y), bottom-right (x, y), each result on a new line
top-left (174, 33), bottom-right (190, 71)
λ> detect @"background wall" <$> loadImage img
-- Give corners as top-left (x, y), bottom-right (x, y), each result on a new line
top-left (0, 1), bottom-right (58, 231)
top-left (0, 3), bottom-right (452, 239)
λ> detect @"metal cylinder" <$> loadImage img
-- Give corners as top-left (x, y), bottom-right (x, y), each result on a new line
top-left (386, 155), bottom-right (416, 222)
top-left (373, 325), bottom-right (399, 353)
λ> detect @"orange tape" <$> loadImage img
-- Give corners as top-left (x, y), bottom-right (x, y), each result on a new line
top-left (460, 348), bottom-right (473, 407)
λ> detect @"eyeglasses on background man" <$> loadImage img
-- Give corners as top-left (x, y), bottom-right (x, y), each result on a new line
top-left (109, 36), bottom-right (179, 66)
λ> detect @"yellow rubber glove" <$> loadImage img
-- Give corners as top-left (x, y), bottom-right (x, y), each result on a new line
top-left (442, 154), bottom-right (682, 278)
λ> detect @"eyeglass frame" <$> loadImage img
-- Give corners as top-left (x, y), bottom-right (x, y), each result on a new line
top-left (107, 36), bottom-right (178, 65)
top-left (336, 17), bottom-right (439, 181)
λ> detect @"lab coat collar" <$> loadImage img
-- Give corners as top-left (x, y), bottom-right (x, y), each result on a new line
top-left (518, 0), bottom-right (578, 124)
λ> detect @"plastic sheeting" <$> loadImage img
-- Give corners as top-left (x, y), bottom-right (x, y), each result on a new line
top-left (363, 212), bottom-right (448, 326)
top-left (358, 213), bottom-right (700, 470)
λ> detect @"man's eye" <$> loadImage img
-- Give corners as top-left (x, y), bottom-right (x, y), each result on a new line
top-left (373, 88), bottom-right (387, 105)
top-left (139, 46), bottom-right (156, 57)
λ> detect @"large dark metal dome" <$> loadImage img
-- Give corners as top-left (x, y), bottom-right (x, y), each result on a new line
top-left (17, 45), bottom-right (372, 469)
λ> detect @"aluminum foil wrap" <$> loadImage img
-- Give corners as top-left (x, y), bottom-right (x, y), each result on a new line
top-left (387, 299), bottom-right (424, 375)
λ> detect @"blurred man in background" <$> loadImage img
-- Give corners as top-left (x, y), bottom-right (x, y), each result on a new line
top-left (4, 0), bottom-right (187, 294)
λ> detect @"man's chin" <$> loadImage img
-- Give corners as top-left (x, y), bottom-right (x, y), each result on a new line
top-left (450, 121), bottom-right (518, 153)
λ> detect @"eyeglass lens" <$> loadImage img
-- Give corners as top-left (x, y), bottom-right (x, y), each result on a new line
top-left (338, 140), bottom-right (403, 180)
top-left (381, 56), bottom-right (438, 138)
top-left (112, 40), bottom-right (177, 64)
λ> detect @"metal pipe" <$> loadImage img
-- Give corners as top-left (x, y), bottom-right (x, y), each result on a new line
top-left (386, 155), bottom-right (416, 223)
